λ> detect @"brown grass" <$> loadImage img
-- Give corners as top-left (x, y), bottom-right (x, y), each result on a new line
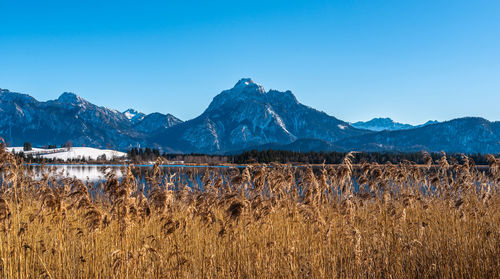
top-left (0, 148), bottom-right (499, 278)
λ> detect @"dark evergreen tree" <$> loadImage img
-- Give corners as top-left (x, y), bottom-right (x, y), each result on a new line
top-left (23, 142), bottom-right (32, 151)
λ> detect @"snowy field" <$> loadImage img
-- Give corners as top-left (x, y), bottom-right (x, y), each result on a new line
top-left (7, 147), bottom-right (127, 161)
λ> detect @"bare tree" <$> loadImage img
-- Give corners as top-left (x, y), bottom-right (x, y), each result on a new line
top-left (66, 140), bottom-right (73, 151)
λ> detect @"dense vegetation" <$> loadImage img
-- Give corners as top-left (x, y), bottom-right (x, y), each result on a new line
top-left (0, 147), bottom-right (499, 278)
top-left (233, 149), bottom-right (495, 165)
top-left (127, 147), bottom-right (161, 162)
top-left (12, 144), bottom-right (496, 166)
top-left (129, 147), bottom-right (232, 164)
top-left (148, 149), bottom-right (496, 165)
top-left (161, 150), bottom-right (495, 165)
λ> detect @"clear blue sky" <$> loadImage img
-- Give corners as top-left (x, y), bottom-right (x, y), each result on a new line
top-left (1, 0), bottom-right (499, 124)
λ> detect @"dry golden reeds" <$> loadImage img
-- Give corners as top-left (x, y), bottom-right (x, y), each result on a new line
top-left (0, 146), bottom-right (498, 278)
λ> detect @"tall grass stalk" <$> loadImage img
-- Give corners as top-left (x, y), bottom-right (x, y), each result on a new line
top-left (0, 149), bottom-right (498, 278)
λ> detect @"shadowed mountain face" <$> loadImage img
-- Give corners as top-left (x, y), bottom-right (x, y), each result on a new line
top-left (1, 81), bottom-right (499, 154)
top-left (149, 79), bottom-right (369, 153)
top-left (335, 117), bottom-right (500, 154)
top-left (134, 113), bottom-right (182, 134)
top-left (229, 138), bottom-right (343, 154)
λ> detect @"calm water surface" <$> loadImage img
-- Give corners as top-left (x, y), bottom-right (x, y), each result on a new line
top-left (26, 164), bottom-right (244, 185)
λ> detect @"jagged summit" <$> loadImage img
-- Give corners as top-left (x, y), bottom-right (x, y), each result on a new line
top-left (57, 92), bottom-right (86, 105)
top-left (123, 108), bottom-right (145, 122)
top-left (230, 78), bottom-right (266, 94)
top-left (206, 78), bottom-right (270, 112)
top-left (234, 78), bottom-right (255, 87)
top-left (124, 108), bottom-right (140, 115)
top-left (123, 108), bottom-right (145, 124)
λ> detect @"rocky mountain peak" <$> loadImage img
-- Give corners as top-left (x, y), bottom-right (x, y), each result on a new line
top-left (206, 78), bottom-right (287, 113)
top-left (0, 89), bottom-right (38, 104)
top-left (123, 108), bottom-right (145, 123)
top-left (234, 78), bottom-right (255, 87)
top-left (57, 92), bottom-right (87, 105)
top-left (231, 78), bottom-right (265, 95)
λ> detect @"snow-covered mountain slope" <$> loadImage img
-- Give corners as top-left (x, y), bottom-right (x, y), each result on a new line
top-left (150, 78), bottom-right (369, 153)
top-left (351, 118), bottom-right (438, 131)
top-left (123, 109), bottom-right (145, 124)
top-left (7, 147), bottom-right (126, 161)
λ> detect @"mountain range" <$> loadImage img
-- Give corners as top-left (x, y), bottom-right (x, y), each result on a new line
top-left (351, 118), bottom-right (439, 131)
top-left (1, 79), bottom-right (499, 154)
top-left (0, 88), bottom-right (179, 150)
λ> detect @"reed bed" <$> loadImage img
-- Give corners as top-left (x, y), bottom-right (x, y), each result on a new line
top-left (0, 148), bottom-right (499, 278)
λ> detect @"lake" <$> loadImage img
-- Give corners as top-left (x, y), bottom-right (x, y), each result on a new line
top-left (22, 164), bottom-right (251, 194)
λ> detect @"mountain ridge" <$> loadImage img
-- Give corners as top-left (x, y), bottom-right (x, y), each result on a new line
top-left (351, 117), bottom-right (439, 131)
top-left (0, 88), bottom-right (181, 149)
top-left (1, 82), bottom-right (498, 154)
top-left (336, 117), bottom-right (500, 153)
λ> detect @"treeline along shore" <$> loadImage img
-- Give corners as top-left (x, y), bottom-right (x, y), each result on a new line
top-left (10, 145), bottom-right (498, 166)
